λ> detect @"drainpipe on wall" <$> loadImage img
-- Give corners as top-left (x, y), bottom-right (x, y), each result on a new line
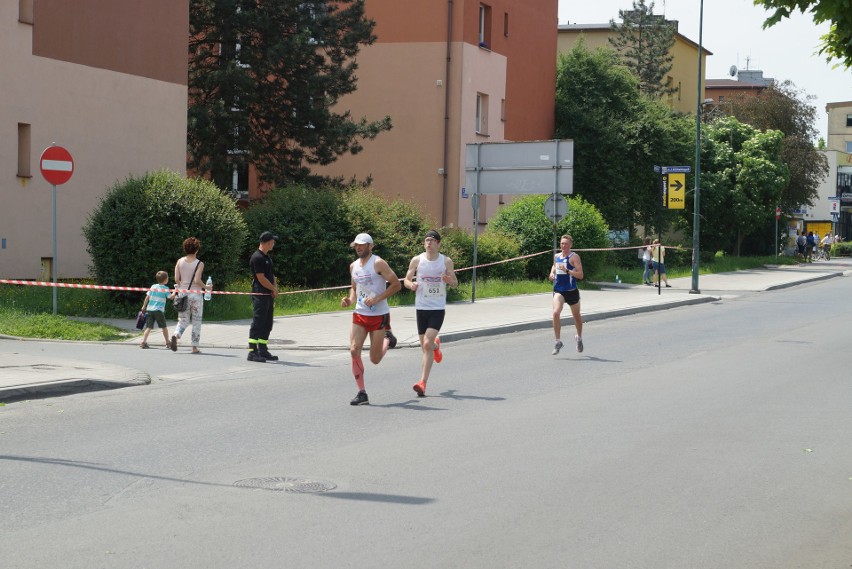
top-left (441, 0), bottom-right (453, 226)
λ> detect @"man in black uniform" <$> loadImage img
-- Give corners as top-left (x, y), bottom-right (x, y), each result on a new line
top-left (248, 231), bottom-right (279, 362)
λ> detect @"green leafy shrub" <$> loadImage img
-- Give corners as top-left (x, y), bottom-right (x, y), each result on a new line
top-left (439, 227), bottom-right (526, 282)
top-left (833, 241), bottom-right (852, 256)
top-left (83, 170), bottom-right (248, 306)
top-left (340, 187), bottom-right (430, 276)
top-left (242, 184), bottom-right (354, 287)
top-left (488, 194), bottom-right (610, 279)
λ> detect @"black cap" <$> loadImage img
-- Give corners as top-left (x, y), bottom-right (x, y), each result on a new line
top-left (259, 231), bottom-right (279, 243)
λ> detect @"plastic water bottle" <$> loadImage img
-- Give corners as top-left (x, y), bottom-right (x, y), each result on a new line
top-left (204, 276), bottom-right (212, 301)
top-left (615, 274), bottom-right (621, 284)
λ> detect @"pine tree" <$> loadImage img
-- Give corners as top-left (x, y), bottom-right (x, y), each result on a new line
top-left (608, 0), bottom-right (677, 98)
top-left (188, 0), bottom-right (392, 193)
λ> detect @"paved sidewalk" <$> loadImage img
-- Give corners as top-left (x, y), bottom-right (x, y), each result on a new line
top-left (1, 262), bottom-right (848, 401)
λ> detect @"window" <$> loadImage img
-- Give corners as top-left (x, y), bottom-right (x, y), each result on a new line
top-left (846, 141), bottom-right (852, 153)
top-left (846, 114), bottom-right (852, 127)
top-left (231, 163), bottom-right (249, 198)
top-left (479, 4), bottom-right (491, 48)
top-left (17, 123), bottom-right (31, 177)
top-left (19, 0), bottom-right (33, 24)
top-left (476, 93), bottom-right (489, 135)
top-left (503, 12), bottom-right (509, 37)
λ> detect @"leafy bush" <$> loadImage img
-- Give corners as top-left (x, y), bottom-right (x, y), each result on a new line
top-left (242, 184), bottom-right (354, 287)
top-left (340, 187), bottom-right (431, 277)
top-left (834, 241), bottom-right (852, 256)
top-left (439, 227), bottom-right (526, 282)
top-left (83, 171), bottom-right (248, 303)
top-left (487, 194), bottom-right (610, 279)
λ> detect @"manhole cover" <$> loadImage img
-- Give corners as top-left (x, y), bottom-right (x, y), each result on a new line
top-left (233, 477), bottom-right (337, 493)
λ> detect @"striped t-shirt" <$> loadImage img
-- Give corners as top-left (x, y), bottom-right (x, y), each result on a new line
top-left (146, 284), bottom-right (170, 312)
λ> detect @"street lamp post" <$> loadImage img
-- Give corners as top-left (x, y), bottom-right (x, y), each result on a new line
top-left (690, 0), bottom-right (704, 295)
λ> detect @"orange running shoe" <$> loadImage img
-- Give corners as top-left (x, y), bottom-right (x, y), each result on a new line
top-left (413, 381), bottom-right (426, 397)
top-left (433, 337), bottom-right (443, 363)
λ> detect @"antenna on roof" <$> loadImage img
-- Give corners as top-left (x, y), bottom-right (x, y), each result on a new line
top-left (729, 65), bottom-right (737, 77)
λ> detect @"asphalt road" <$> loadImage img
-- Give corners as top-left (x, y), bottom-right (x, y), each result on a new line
top-left (2, 276), bottom-right (851, 569)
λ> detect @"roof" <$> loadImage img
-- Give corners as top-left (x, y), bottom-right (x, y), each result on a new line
top-left (557, 23), bottom-right (713, 55)
top-left (705, 79), bottom-right (767, 90)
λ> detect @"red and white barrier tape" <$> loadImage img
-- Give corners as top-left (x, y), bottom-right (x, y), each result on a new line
top-left (0, 243), bottom-right (682, 295)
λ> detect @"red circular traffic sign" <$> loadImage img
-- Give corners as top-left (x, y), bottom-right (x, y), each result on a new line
top-left (775, 207), bottom-right (781, 220)
top-left (40, 145), bottom-right (74, 185)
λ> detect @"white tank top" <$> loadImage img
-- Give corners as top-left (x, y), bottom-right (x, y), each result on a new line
top-left (415, 253), bottom-right (446, 310)
top-left (352, 255), bottom-right (390, 316)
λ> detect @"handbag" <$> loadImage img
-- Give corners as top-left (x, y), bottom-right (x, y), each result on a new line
top-left (173, 294), bottom-right (188, 312)
top-left (173, 259), bottom-right (200, 312)
top-left (135, 310), bottom-right (147, 330)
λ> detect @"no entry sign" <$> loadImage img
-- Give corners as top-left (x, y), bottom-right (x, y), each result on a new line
top-left (40, 145), bottom-right (74, 185)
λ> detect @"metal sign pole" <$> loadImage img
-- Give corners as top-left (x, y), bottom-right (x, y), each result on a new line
top-left (472, 192), bottom-right (479, 303)
top-left (52, 183), bottom-right (58, 315)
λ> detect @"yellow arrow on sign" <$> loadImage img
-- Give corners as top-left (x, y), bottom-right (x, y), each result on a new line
top-left (667, 173), bottom-right (685, 209)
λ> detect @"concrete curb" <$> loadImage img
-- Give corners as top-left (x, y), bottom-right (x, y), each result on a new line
top-left (0, 356), bottom-right (150, 403)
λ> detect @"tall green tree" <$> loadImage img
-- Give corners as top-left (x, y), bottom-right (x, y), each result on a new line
top-left (696, 117), bottom-right (790, 255)
top-left (555, 41), bottom-right (693, 233)
top-left (608, 0), bottom-right (677, 97)
top-left (188, 0), bottom-right (392, 192)
top-left (727, 80), bottom-right (829, 212)
top-left (754, 0), bottom-right (852, 68)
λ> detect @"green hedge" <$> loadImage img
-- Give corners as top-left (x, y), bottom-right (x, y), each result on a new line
top-left (439, 228), bottom-right (526, 282)
top-left (83, 170), bottom-right (248, 305)
top-left (487, 194), bottom-right (610, 280)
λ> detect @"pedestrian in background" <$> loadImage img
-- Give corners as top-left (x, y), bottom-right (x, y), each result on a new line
top-left (403, 230), bottom-right (457, 397)
top-left (247, 231), bottom-right (279, 362)
top-left (821, 232), bottom-right (833, 260)
top-left (341, 233), bottom-right (401, 406)
top-left (171, 236), bottom-right (206, 354)
top-left (652, 238), bottom-right (670, 288)
top-left (139, 270), bottom-right (174, 349)
top-left (641, 237), bottom-right (653, 285)
top-left (550, 234), bottom-right (584, 355)
top-left (796, 231), bottom-right (806, 259)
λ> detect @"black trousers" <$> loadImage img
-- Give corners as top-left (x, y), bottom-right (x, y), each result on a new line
top-left (249, 295), bottom-right (274, 342)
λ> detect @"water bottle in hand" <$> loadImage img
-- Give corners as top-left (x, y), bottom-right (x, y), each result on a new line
top-left (204, 276), bottom-right (212, 301)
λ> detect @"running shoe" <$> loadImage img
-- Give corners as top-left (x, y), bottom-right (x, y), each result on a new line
top-left (575, 335), bottom-right (584, 353)
top-left (385, 329), bottom-right (397, 349)
top-left (413, 381), bottom-right (426, 397)
top-left (350, 390), bottom-right (370, 406)
top-left (433, 337), bottom-right (443, 363)
top-left (552, 340), bottom-right (564, 355)
top-left (169, 335), bottom-right (178, 352)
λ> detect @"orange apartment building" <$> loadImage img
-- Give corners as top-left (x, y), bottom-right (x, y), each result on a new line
top-left (1, 0), bottom-right (189, 279)
top-left (289, 0), bottom-right (557, 230)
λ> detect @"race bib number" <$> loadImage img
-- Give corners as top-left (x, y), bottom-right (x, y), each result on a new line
top-left (420, 276), bottom-right (444, 298)
top-left (555, 263), bottom-right (568, 275)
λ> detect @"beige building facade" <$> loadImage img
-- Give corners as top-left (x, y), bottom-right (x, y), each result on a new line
top-left (312, 0), bottom-right (558, 230)
top-left (825, 102), bottom-right (852, 239)
top-left (1, 0), bottom-right (189, 279)
top-left (556, 23), bottom-right (710, 116)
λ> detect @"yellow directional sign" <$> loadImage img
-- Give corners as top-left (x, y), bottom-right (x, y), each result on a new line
top-left (667, 173), bottom-right (685, 209)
